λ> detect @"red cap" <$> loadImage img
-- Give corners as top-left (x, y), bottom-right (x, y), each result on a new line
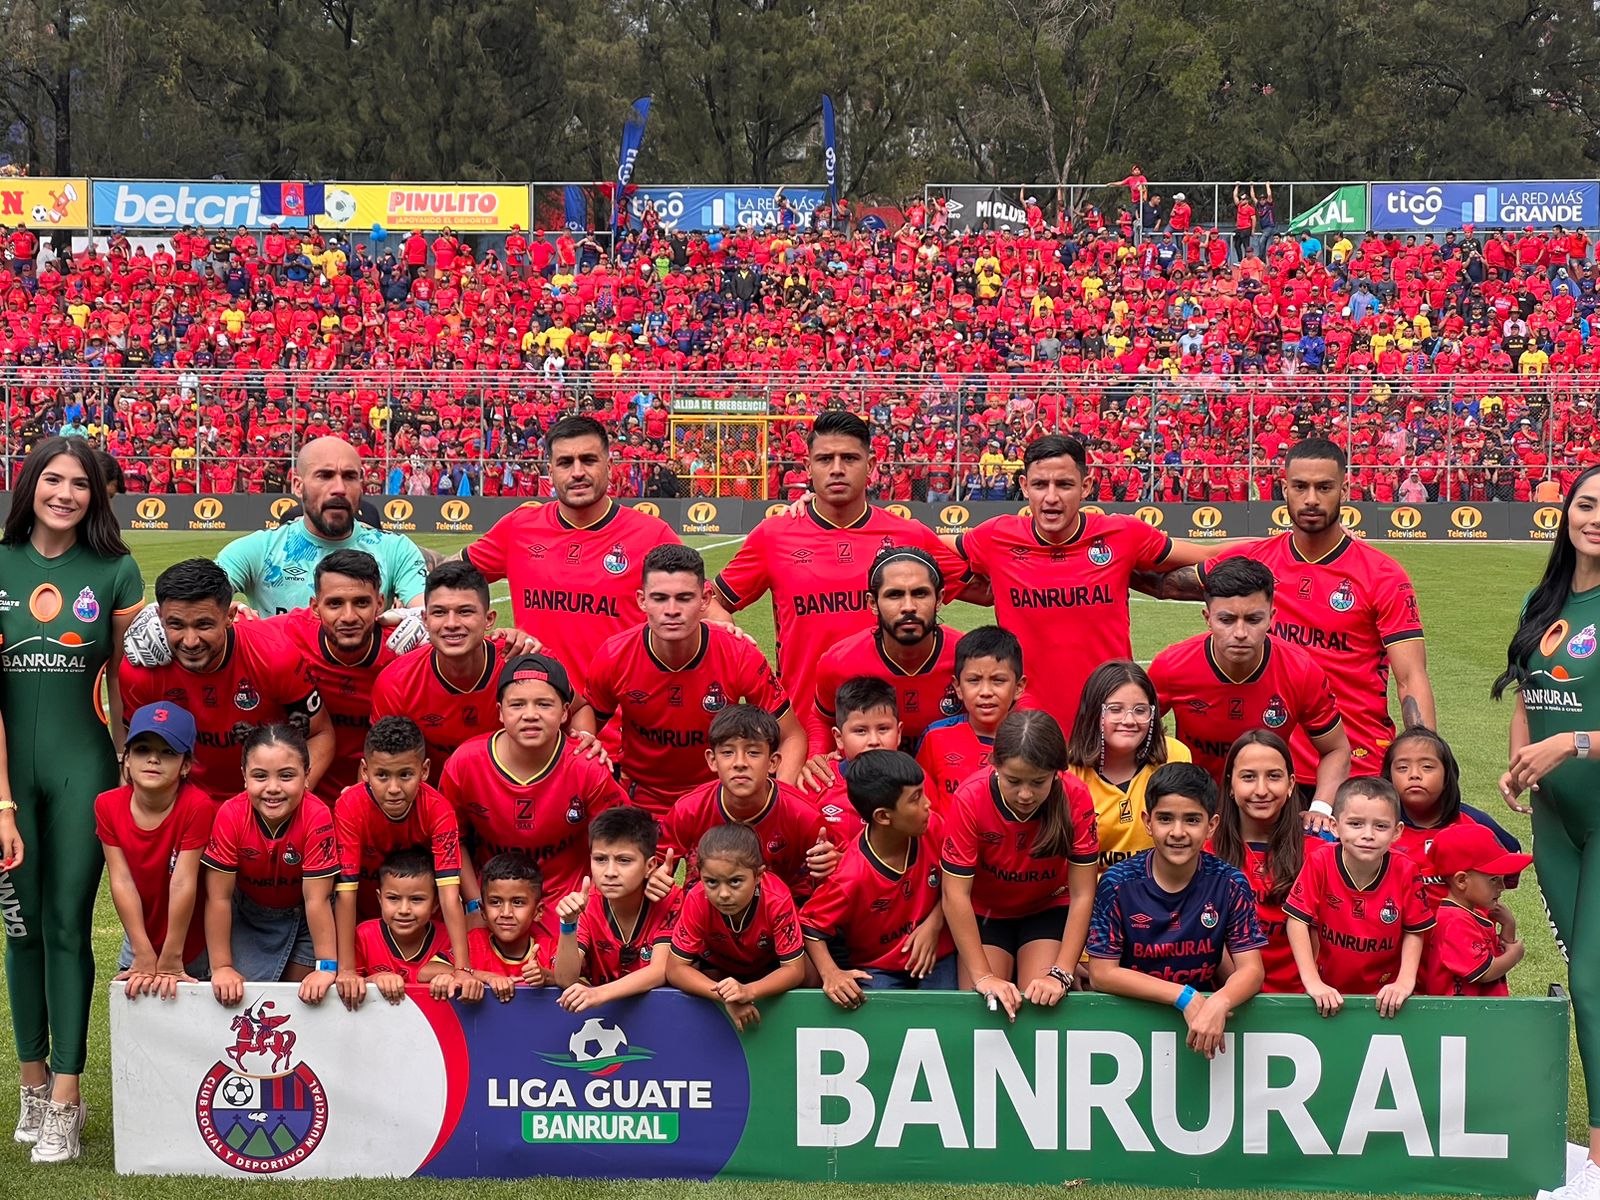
top-left (1430, 822), bottom-right (1532, 879)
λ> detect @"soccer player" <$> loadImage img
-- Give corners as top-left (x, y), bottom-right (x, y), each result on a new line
top-left (460, 415), bottom-right (679, 701)
top-left (1285, 777), bottom-right (1434, 1017)
top-left (585, 544), bottom-right (802, 813)
top-left (442, 653), bottom-right (628, 937)
top-left (1155, 437), bottom-right (1435, 797)
top-left (917, 626), bottom-right (1026, 811)
top-left (120, 559), bottom-right (334, 803)
top-left (803, 750), bottom-right (954, 1003)
top-left (217, 436), bottom-right (427, 614)
top-left (949, 434), bottom-right (1216, 729)
top-left (1087, 763), bottom-right (1266, 1059)
top-left (1149, 557), bottom-right (1350, 817)
top-left (811, 546), bottom-right (963, 753)
top-left (1419, 823), bottom-right (1529, 998)
top-left (707, 410), bottom-right (971, 746)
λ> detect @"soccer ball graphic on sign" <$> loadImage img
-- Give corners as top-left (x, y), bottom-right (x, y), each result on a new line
top-left (569, 1018), bottom-right (629, 1062)
top-left (220, 1076), bottom-right (255, 1106)
top-left (323, 187), bottom-right (358, 224)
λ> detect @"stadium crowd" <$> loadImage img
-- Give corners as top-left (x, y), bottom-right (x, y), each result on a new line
top-left (0, 204), bottom-right (1598, 502)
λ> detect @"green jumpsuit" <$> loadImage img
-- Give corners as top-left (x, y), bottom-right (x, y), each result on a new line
top-left (0, 540), bottom-right (142, 1075)
top-left (1521, 585), bottom-right (1600, 1119)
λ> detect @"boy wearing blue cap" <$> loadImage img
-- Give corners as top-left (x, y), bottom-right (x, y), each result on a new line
top-left (94, 702), bottom-right (215, 998)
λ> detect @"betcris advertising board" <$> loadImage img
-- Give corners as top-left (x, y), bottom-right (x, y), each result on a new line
top-left (1371, 180), bottom-right (1600, 231)
top-left (91, 180), bottom-right (309, 230)
top-left (627, 187), bottom-right (827, 231)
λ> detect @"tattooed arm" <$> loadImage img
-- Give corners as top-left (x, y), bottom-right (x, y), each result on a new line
top-left (1388, 638), bottom-right (1436, 731)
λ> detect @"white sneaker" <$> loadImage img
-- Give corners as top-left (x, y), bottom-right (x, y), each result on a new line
top-left (1541, 1159), bottom-right (1600, 1200)
top-left (29, 1098), bottom-right (84, 1164)
top-left (13, 1074), bottom-right (51, 1144)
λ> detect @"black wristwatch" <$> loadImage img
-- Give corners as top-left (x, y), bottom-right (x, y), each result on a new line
top-left (1047, 965), bottom-right (1074, 990)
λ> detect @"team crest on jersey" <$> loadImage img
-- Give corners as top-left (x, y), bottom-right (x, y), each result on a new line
top-left (927, 867), bottom-right (940, 889)
top-left (1569, 623), bottom-right (1599, 660)
top-left (766, 836), bottom-right (787, 857)
top-left (72, 587), bottom-right (99, 623)
top-left (234, 680), bottom-right (261, 711)
top-left (1087, 538), bottom-right (1113, 566)
top-left (1262, 695), bottom-right (1289, 728)
top-left (1380, 898), bottom-right (1399, 925)
top-left (940, 683), bottom-right (961, 716)
top-left (1329, 580), bottom-right (1356, 612)
top-left (1200, 902), bottom-right (1219, 929)
top-left (602, 543), bottom-right (629, 575)
top-left (565, 797), bottom-right (585, 824)
top-left (282, 847), bottom-right (302, 867)
top-left (195, 999), bottom-right (328, 1174)
top-left (757, 933), bottom-right (772, 950)
top-left (702, 681), bottom-right (728, 713)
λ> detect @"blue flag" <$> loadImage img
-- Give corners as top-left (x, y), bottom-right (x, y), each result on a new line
top-left (615, 97), bottom-right (652, 231)
top-left (259, 182), bottom-right (325, 218)
top-left (821, 94), bottom-right (838, 208)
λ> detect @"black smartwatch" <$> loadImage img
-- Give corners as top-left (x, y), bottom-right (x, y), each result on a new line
top-left (1047, 965), bottom-right (1074, 990)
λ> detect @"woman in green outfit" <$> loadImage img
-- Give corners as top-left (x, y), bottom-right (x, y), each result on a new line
top-left (0, 438), bottom-right (143, 1164)
top-left (1496, 464), bottom-right (1600, 1200)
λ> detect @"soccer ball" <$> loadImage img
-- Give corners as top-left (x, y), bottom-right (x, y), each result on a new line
top-left (30, 205), bottom-right (49, 225)
top-left (324, 187), bottom-right (358, 224)
top-left (569, 1018), bottom-right (628, 1061)
top-left (221, 1075), bottom-right (255, 1106)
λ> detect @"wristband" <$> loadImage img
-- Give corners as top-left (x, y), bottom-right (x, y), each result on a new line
top-left (315, 959), bottom-right (338, 974)
top-left (1174, 985), bottom-right (1197, 1012)
top-left (1308, 799), bottom-right (1334, 818)
top-left (560, 921), bottom-right (579, 935)
top-left (464, 899), bottom-right (482, 914)
top-left (0, 799), bottom-right (16, 813)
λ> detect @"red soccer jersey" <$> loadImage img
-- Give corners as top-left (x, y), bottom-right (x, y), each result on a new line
top-left (801, 820), bottom-right (954, 972)
top-left (463, 500), bottom-right (679, 698)
top-left (576, 888), bottom-right (682, 984)
top-left (270, 607), bottom-right (398, 799)
top-left (94, 781), bottom-right (216, 964)
top-left (666, 779), bottom-right (832, 897)
top-left (440, 731), bottom-right (627, 922)
top-left (1149, 633), bottom-right (1343, 785)
top-left (712, 501), bottom-right (968, 744)
top-left (915, 716), bottom-right (994, 814)
top-left (812, 626), bottom-right (963, 747)
top-left (1419, 901), bottom-right (1509, 997)
top-left (940, 769), bottom-right (1099, 919)
top-left (1202, 533), bottom-right (1424, 781)
top-left (120, 622), bottom-right (323, 804)
top-left (354, 918), bottom-right (453, 981)
top-left (467, 924), bottom-right (557, 980)
top-left (669, 877), bottom-right (806, 982)
top-left (810, 770), bottom-right (867, 841)
top-left (333, 781), bottom-right (462, 919)
top-left (370, 642), bottom-right (504, 772)
top-left (201, 792), bottom-right (339, 910)
top-left (1223, 836), bottom-right (1335, 993)
top-left (584, 623), bottom-right (789, 814)
top-left (954, 512), bottom-right (1172, 728)
top-left (1283, 844), bottom-right (1436, 993)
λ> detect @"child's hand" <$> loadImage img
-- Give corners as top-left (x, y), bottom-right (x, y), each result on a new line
top-left (645, 850), bottom-right (677, 901)
top-left (821, 968), bottom-right (872, 1010)
top-left (1307, 980), bottom-right (1343, 1017)
top-left (452, 969), bottom-right (485, 1002)
top-left (902, 921), bottom-right (941, 979)
top-left (975, 974), bottom-right (1023, 1022)
top-left (486, 973), bottom-right (516, 1003)
top-left (724, 1000), bottom-right (761, 1032)
top-left (711, 976), bottom-right (754, 1005)
top-left (150, 968), bottom-right (193, 1001)
top-left (374, 973), bottom-right (408, 1003)
top-left (299, 967), bottom-right (337, 1005)
top-left (806, 827), bottom-right (840, 879)
top-left (336, 968), bottom-right (366, 1010)
top-left (521, 959), bottom-right (547, 988)
top-left (211, 966), bottom-right (245, 1007)
top-left (1490, 900), bottom-right (1517, 938)
top-left (1375, 979), bottom-right (1413, 1018)
top-left (1023, 973), bottom-right (1069, 1007)
top-left (556, 878), bottom-right (591, 926)
top-left (1183, 993), bottom-right (1229, 1058)
top-left (558, 983), bottom-right (601, 1013)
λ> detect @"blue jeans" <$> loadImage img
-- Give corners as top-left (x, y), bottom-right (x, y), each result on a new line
top-left (861, 954), bottom-right (958, 991)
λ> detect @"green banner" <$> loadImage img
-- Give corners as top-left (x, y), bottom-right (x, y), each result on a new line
top-left (1289, 184), bottom-right (1369, 234)
top-left (726, 993), bottom-right (1568, 1195)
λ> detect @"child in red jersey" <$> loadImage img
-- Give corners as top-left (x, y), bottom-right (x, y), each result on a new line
top-left (668, 824), bottom-right (806, 1031)
top-left (1419, 823), bottom-right (1529, 997)
top-left (354, 848), bottom-right (480, 1003)
top-left (917, 626), bottom-right (1026, 813)
top-left (553, 806), bottom-right (680, 1011)
top-left (1286, 777), bottom-right (1435, 1017)
top-left (96, 702), bottom-right (214, 997)
top-left (333, 717), bottom-right (468, 1008)
top-left (941, 709), bottom-right (1099, 1021)
top-left (667, 705), bottom-right (840, 897)
top-left (1383, 726), bottom-right (1524, 906)
top-left (803, 750), bottom-right (954, 1004)
top-left (467, 851), bottom-right (557, 999)
top-left (805, 676), bottom-right (903, 838)
top-left (1207, 730), bottom-right (1334, 993)
top-left (202, 725), bottom-right (341, 1007)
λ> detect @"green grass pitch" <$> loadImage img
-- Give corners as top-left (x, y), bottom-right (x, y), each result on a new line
top-left (0, 533), bottom-right (1572, 1199)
